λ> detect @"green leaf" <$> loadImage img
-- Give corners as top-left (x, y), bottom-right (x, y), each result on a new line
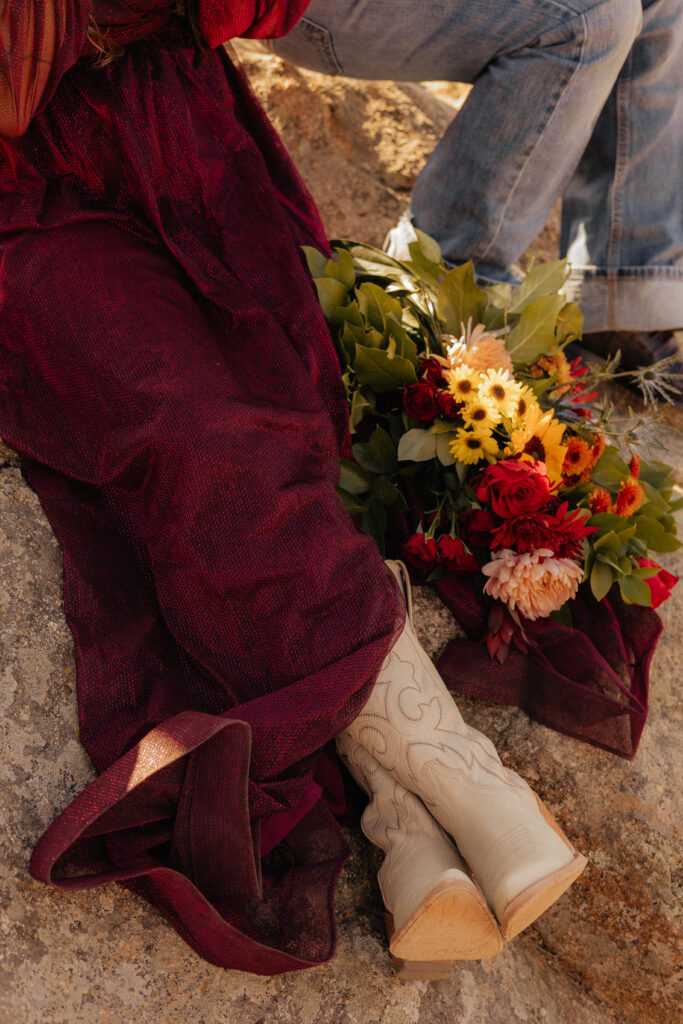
top-left (397, 428), bottom-right (438, 463)
top-left (335, 486), bottom-right (366, 517)
top-left (481, 303), bottom-right (507, 332)
top-left (352, 427), bottom-right (398, 476)
top-left (638, 459), bottom-right (675, 491)
top-left (361, 497), bottom-right (387, 555)
top-left (630, 564), bottom-right (661, 580)
top-left (590, 560), bottom-right (615, 601)
top-left (437, 262), bottom-right (488, 334)
top-left (587, 513), bottom-right (625, 533)
top-left (314, 276), bottom-right (349, 315)
top-left (550, 602), bottom-right (573, 627)
top-left (349, 389), bottom-right (375, 433)
top-left (413, 228), bottom-right (443, 266)
top-left (633, 515), bottom-right (682, 553)
top-left (628, 536), bottom-right (648, 558)
top-left (353, 345), bottom-right (417, 392)
top-left (370, 426), bottom-right (398, 472)
top-left (430, 417), bottom-right (464, 434)
top-left (638, 481), bottom-right (671, 517)
top-left (371, 477), bottom-right (400, 505)
top-left (325, 248), bottom-right (356, 290)
top-left (339, 459), bottom-right (371, 496)
top-left (386, 317), bottom-right (419, 365)
top-left (406, 246), bottom-right (443, 286)
top-left (303, 245), bottom-right (328, 279)
top-left (455, 460), bottom-right (469, 483)
top-left (595, 551), bottom-right (625, 573)
top-left (504, 293), bottom-right (564, 365)
top-left (555, 302), bottom-right (583, 346)
top-left (485, 282), bottom-right (513, 309)
top-left (619, 574), bottom-right (653, 607)
top-left (436, 432), bottom-right (457, 466)
top-left (594, 530), bottom-right (620, 552)
top-left (614, 524), bottom-right (637, 547)
top-left (590, 448), bottom-right (631, 489)
top-left (509, 260), bottom-right (568, 314)
top-left (357, 282), bottom-right (404, 334)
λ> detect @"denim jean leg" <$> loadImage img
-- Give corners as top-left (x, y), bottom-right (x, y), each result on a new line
top-left (562, 0), bottom-right (683, 331)
top-left (271, 0), bottom-right (641, 285)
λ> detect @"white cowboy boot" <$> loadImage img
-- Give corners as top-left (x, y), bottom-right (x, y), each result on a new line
top-left (336, 731), bottom-right (503, 964)
top-left (341, 560), bottom-right (587, 940)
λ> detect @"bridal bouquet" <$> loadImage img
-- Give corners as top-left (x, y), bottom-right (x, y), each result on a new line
top-left (305, 233), bottom-right (680, 665)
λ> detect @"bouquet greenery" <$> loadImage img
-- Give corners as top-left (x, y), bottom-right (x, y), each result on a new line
top-left (305, 232), bottom-right (680, 660)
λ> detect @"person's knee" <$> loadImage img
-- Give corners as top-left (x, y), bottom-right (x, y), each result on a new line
top-left (581, 0), bottom-right (643, 66)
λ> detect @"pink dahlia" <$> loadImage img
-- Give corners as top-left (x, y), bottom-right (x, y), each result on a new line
top-left (482, 548), bottom-right (583, 620)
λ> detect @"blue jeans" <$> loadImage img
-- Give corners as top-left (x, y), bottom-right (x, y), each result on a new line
top-left (269, 0), bottom-right (683, 332)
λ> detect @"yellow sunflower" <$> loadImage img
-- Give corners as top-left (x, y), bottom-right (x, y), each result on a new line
top-left (477, 368), bottom-right (522, 419)
top-left (447, 363), bottom-right (480, 403)
top-left (450, 426), bottom-right (499, 465)
top-left (507, 403), bottom-right (568, 482)
top-left (462, 393), bottom-right (502, 432)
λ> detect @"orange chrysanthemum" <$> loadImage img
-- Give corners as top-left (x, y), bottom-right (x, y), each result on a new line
top-left (445, 321), bottom-right (513, 375)
top-left (629, 452), bottom-right (641, 479)
top-left (587, 433), bottom-right (606, 468)
top-left (615, 478), bottom-right (644, 517)
top-left (562, 436), bottom-right (593, 478)
top-left (538, 351), bottom-right (573, 397)
top-left (482, 548), bottom-right (583, 620)
top-left (588, 487), bottom-right (613, 514)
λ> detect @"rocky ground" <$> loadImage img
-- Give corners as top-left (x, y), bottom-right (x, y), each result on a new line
top-left (1, 43), bottom-right (681, 1024)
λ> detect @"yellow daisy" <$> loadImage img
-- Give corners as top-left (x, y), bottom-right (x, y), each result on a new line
top-left (508, 383), bottom-right (538, 428)
top-left (447, 363), bottom-right (480, 404)
top-left (477, 368), bottom-right (522, 419)
top-left (462, 394), bottom-right (502, 432)
top-left (449, 426), bottom-right (499, 465)
top-left (507, 403), bottom-right (568, 482)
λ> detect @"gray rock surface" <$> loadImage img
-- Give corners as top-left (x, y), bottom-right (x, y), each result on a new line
top-left (1, 425), bottom-right (682, 1023)
top-left (1, 48), bottom-right (682, 1024)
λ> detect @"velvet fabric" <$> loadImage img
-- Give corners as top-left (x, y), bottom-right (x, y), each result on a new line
top-left (433, 575), bottom-right (658, 760)
top-left (0, 2), bottom-right (405, 973)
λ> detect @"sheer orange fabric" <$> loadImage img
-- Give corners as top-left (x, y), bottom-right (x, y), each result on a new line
top-left (0, 1), bottom-right (89, 137)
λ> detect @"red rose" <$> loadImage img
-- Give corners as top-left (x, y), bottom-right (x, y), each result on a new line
top-left (437, 534), bottom-right (478, 573)
top-left (425, 509), bottom-right (449, 531)
top-left (417, 357), bottom-right (448, 387)
top-left (475, 459), bottom-right (552, 518)
top-left (403, 381), bottom-right (439, 422)
top-left (636, 558), bottom-right (679, 608)
top-left (460, 508), bottom-right (497, 548)
top-left (436, 389), bottom-right (463, 419)
top-left (401, 532), bottom-right (439, 568)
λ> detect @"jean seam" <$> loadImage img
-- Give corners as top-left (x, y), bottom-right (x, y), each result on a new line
top-left (606, 50), bottom-right (633, 327)
top-left (477, 10), bottom-right (587, 265)
top-left (298, 16), bottom-right (343, 75)
top-left (570, 267), bottom-right (683, 278)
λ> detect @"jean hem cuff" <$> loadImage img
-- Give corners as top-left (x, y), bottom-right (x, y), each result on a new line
top-left (563, 272), bottom-right (683, 332)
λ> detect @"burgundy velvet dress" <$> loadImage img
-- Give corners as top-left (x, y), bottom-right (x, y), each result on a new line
top-left (0, 1), bottom-right (404, 974)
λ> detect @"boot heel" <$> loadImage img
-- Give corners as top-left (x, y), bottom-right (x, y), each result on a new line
top-left (385, 875), bottom-right (504, 965)
top-left (385, 914), bottom-right (455, 981)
